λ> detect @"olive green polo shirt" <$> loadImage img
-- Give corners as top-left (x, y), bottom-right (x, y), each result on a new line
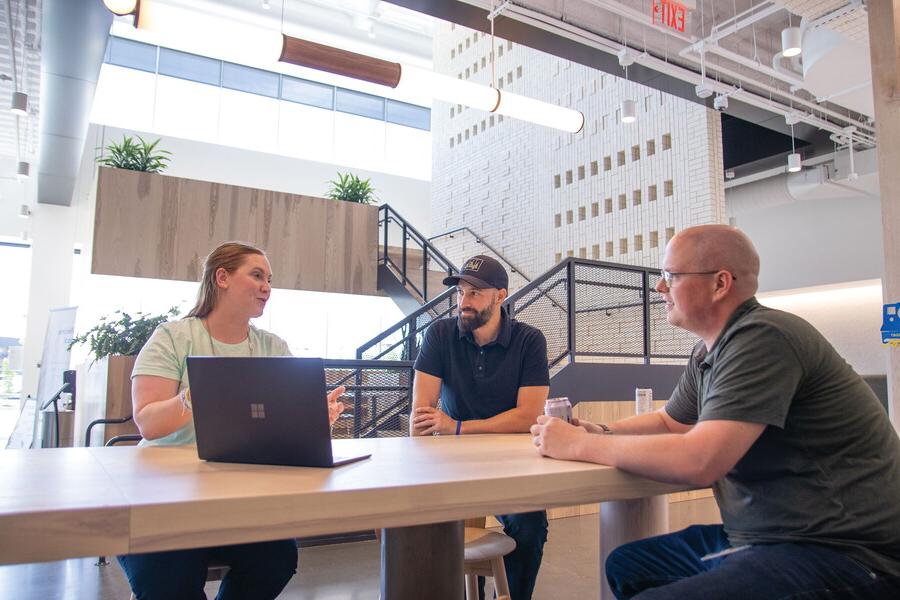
top-left (666, 298), bottom-right (900, 576)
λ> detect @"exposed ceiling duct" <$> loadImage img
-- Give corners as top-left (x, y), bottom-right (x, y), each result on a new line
top-left (36, 0), bottom-right (111, 205)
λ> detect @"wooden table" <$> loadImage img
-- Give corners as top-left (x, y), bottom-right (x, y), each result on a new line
top-left (0, 434), bottom-right (690, 599)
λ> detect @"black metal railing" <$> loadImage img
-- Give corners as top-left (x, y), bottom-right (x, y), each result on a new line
top-left (428, 226), bottom-right (531, 292)
top-left (378, 204), bottom-right (458, 304)
top-left (324, 359), bottom-right (415, 439)
top-left (357, 257), bottom-right (695, 367)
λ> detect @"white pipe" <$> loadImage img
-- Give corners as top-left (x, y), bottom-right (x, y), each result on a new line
top-left (707, 1), bottom-right (783, 46)
top-left (771, 50), bottom-right (803, 83)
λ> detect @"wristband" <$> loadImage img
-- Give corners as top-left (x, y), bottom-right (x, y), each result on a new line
top-left (455, 420), bottom-right (462, 435)
top-left (180, 387), bottom-right (192, 414)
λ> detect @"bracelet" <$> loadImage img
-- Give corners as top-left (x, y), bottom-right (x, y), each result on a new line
top-left (179, 387), bottom-right (192, 414)
top-left (598, 423), bottom-right (613, 435)
top-left (455, 420), bottom-right (462, 435)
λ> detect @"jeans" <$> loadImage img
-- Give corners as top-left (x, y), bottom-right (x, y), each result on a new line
top-left (490, 510), bottom-right (548, 600)
top-left (118, 539), bottom-right (298, 600)
top-left (606, 524), bottom-right (900, 599)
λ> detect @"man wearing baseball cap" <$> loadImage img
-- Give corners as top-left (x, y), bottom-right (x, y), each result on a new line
top-left (411, 254), bottom-right (551, 600)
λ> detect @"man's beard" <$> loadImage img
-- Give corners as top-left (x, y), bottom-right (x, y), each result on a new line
top-left (458, 302), bottom-right (495, 333)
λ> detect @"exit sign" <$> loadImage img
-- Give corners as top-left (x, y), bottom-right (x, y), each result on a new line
top-left (653, 0), bottom-right (688, 33)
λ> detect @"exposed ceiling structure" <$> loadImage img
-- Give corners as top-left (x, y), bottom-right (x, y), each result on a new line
top-left (0, 0), bottom-right (42, 174)
top-left (391, 0), bottom-right (875, 151)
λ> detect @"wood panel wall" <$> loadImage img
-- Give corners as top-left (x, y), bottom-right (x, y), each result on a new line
top-left (92, 167), bottom-right (378, 295)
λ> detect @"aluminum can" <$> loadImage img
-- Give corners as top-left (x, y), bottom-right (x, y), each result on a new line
top-left (544, 397), bottom-right (573, 423)
top-left (635, 388), bottom-right (653, 415)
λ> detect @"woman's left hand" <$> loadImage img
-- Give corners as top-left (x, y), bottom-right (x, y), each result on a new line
top-left (327, 385), bottom-right (346, 426)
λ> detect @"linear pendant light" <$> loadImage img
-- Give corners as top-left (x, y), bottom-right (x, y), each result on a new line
top-left (279, 35), bottom-right (583, 133)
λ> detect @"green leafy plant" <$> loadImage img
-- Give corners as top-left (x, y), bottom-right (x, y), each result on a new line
top-left (325, 172), bottom-right (377, 205)
top-left (96, 135), bottom-right (172, 173)
top-left (68, 307), bottom-right (180, 362)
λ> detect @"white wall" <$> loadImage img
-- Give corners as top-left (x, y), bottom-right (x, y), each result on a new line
top-left (759, 281), bottom-right (887, 376)
top-left (728, 182), bottom-right (884, 293)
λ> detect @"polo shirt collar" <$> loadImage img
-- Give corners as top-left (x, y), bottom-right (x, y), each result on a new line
top-left (696, 297), bottom-right (760, 369)
top-left (457, 306), bottom-right (513, 348)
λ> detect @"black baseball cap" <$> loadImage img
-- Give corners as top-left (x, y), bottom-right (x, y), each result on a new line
top-left (443, 255), bottom-right (509, 291)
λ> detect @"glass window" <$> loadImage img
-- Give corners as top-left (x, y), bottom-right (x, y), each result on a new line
top-left (106, 36), bottom-right (156, 73)
top-left (281, 76), bottom-right (334, 110)
top-left (386, 100), bottom-right (430, 131)
top-left (335, 88), bottom-right (385, 120)
top-left (158, 48), bottom-right (220, 86)
top-left (222, 62), bottom-right (279, 98)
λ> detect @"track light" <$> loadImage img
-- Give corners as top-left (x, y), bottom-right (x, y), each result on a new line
top-left (16, 161), bottom-right (30, 180)
top-left (781, 27), bottom-right (802, 58)
top-left (18, 204), bottom-right (31, 219)
top-left (713, 94), bottom-right (729, 110)
top-left (787, 153), bottom-right (801, 173)
top-left (10, 91), bottom-right (27, 116)
top-left (621, 99), bottom-right (636, 123)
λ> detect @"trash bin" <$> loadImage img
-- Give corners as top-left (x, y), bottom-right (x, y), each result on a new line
top-left (40, 408), bottom-right (75, 448)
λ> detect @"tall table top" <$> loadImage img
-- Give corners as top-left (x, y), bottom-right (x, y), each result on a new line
top-left (0, 434), bottom-right (689, 564)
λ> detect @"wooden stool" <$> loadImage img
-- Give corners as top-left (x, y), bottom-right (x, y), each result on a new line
top-left (463, 526), bottom-right (516, 600)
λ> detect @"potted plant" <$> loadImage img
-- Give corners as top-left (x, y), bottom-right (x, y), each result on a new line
top-left (69, 308), bottom-right (179, 446)
top-left (326, 172), bottom-right (377, 205)
top-left (96, 135), bottom-right (172, 173)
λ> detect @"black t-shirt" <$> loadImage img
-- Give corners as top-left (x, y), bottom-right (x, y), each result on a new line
top-left (666, 297), bottom-right (900, 576)
top-left (413, 309), bottom-right (550, 420)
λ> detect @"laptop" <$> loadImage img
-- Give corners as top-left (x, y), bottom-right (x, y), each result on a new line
top-left (186, 356), bottom-right (371, 468)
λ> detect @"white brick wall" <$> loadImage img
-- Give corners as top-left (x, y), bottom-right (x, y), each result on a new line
top-left (431, 23), bottom-right (726, 279)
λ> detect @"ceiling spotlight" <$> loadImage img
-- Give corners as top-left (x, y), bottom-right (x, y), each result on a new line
top-left (787, 152), bottom-right (802, 173)
top-left (713, 94), bottom-right (729, 110)
top-left (725, 169), bottom-right (735, 180)
top-left (18, 204), bottom-right (31, 219)
top-left (781, 27), bottom-right (802, 58)
top-left (621, 99), bottom-right (636, 123)
top-left (102, 0), bottom-right (139, 15)
top-left (617, 48), bottom-right (634, 67)
top-left (17, 161), bottom-right (30, 180)
top-left (10, 91), bottom-right (27, 116)
top-left (695, 82), bottom-right (714, 99)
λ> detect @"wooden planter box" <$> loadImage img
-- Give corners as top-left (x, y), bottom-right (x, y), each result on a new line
top-left (92, 167), bottom-right (378, 295)
top-left (73, 355), bottom-right (140, 446)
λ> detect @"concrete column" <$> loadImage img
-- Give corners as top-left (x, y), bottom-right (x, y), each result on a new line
top-left (867, 1), bottom-right (900, 428)
top-left (21, 203), bottom-right (76, 401)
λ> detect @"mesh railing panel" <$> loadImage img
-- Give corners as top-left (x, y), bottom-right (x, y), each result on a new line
top-left (572, 263), bottom-right (646, 358)
top-left (508, 268), bottom-right (569, 367)
top-left (646, 272), bottom-right (698, 357)
top-left (430, 229), bottom-right (530, 294)
top-left (357, 290), bottom-right (458, 361)
top-left (325, 362), bottom-right (414, 439)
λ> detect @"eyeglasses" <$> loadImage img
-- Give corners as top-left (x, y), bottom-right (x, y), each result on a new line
top-left (659, 270), bottom-right (737, 286)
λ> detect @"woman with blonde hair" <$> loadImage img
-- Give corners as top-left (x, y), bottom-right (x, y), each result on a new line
top-left (119, 241), bottom-right (345, 599)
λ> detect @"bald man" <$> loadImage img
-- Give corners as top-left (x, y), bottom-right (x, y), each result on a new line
top-left (532, 225), bottom-right (900, 598)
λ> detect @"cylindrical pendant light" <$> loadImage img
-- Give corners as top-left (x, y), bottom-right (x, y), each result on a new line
top-left (787, 153), bottom-right (802, 172)
top-left (781, 27), bottom-right (802, 58)
top-left (10, 91), bottom-right (27, 116)
top-left (401, 65), bottom-right (500, 113)
top-left (621, 99), bottom-right (636, 124)
top-left (102, 0), bottom-right (138, 15)
top-left (494, 90), bottom-right (584, 133)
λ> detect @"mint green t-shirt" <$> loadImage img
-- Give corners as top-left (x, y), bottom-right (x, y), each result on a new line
top-left (131, 317), bottom-right (291, 446)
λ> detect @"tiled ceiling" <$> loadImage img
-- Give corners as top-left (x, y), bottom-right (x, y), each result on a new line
top-left (0, 0), bottom-right (41, 167)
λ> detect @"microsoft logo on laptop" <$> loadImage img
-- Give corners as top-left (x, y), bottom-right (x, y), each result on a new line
top-left (250, 403), bottom-right (266, 419)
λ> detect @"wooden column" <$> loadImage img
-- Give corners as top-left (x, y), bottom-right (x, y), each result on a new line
top-left (599, 497), bottom-right (669, 600)
top-left (381, 521), bottom-right (464, 600)
top-left (868, 0), bottom-right (900, 428)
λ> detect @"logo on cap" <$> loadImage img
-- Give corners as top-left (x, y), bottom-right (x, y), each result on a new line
top-left (464, 258), bottom-right (484, 271)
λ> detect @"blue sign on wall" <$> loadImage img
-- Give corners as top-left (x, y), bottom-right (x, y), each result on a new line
top-left (883, 302), bottom-right (900, 347)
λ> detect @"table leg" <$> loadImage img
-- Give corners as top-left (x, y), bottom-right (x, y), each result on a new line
top-left (599, 496), bottom-right (669, 600)
top-left (381, 521), bottom-right (464, 600)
